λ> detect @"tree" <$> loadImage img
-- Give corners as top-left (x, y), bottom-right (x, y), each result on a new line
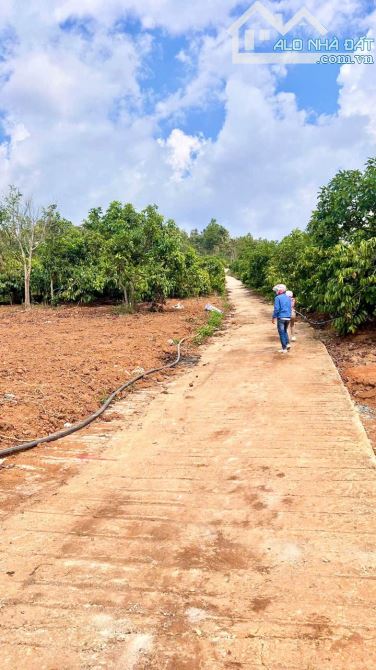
top-left (199, 256), bottom-right (226, 294)
top-left (0, 193), bottom-right (228, 309)
top-left (266, 229), bottom-right (312, 296)
top-left (230, 234), bottom-right (256, 283)
top-left (0, 186), bottom-right (51, 308)
top-left (231, 156), bottom-right (376, 334)
top-left (140, 206), bottom-right (183, 308)
top-left (308, 159), bottom-right (376, 247)
top-left (36, 219), bottom-right (84, 303)
top-left (239, 238), bottom-right (277, 292)
top-left (190, 219), bottom-right (231, 259)
top-left (75, 202), bottom-right (219, 307)
top-left (36, 208), bottom-right (78, 303)
top-left (84, 202), bottom-right (141, 308)
top-left (0, 237), bottom-right (23, 304)
top-left (311, 238), bottom-right (376, 334)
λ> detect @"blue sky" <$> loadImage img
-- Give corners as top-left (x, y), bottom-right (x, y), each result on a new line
top-left (0, 0), bottom-right (375, 238)
top-left (4, 27), bottom-right (339, 145)
top-left (277, 65), bottom-right (341, 117)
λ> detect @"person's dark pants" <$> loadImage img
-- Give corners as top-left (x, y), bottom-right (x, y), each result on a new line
top-left (277, 318), bottom-right (290, 349)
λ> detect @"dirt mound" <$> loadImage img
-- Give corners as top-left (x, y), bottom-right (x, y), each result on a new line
top-left (343, 364), bottom-right (376, 406)
top-left (322, 325), bottom-right (376, 449)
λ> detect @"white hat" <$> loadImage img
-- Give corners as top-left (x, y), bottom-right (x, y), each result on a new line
top-left (286, 290), bottom-right (293, 298)
top-left (273, 283), bottom-right (287, 293)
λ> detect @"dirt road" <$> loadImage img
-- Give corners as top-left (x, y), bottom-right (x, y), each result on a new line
top-left (1, 277), bottom-right (376, 669)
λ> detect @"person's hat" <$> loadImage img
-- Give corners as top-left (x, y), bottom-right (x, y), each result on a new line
top-left (273, 283), bottom-right (287, 293)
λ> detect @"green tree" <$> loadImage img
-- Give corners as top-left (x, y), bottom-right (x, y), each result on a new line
top-left (235, 238), bottom-right (277, 293)
top-left (231, 157), bottom-right (376, 334)
top-left (199, 256), bottom-right (226, 294)
top-left (0, 186), bottom-right (52, 308)
top-left (311, 238), bottom-right (376, 334)
top-left (308, 159), bottom-right (376, 247)
top-left (266, 229), bottom-right (312, 295)
top-left (37, 209), bottom-right (78, 303)
top-left (190, 219), bottom-right (231, 259)
top-left (0, 238), bottom-right (23, 304)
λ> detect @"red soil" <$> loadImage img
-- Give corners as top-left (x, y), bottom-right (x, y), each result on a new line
top-left (0, 297), bottom-right (223, 448)
top-left (322, 325), bottom-right (376, 449)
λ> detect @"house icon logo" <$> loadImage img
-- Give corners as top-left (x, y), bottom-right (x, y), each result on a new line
top-left (228, 1), bottom-right (328, 64)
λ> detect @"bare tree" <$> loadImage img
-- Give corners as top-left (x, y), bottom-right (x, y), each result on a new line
top-left (0, 186), bottom-right (48, 308)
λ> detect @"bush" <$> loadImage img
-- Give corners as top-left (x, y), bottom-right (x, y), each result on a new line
top-left (200, 256), bottom-right (226, 294)
top-left (194, 310), bottom-right (224, 344)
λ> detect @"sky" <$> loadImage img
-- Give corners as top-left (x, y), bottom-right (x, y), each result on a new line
top-left (0, 0), bottom-right (375, 239)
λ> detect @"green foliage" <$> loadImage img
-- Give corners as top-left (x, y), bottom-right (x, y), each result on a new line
top-left (312, 238), bottom-right (376, 334)
top-left (193, 310), bottom-right (224, 345)
top-left (190, 219), bottom-right (232, 260)
top-left (231, 236), bottom-right (277, 293)
top-left (230, 235), bottom-right (255, 284)
top-left (266, 230), bottom-right (310, 285)
top-left (2, 155), bottom-right (374, 335)
top-left (199, 256), bottom-right (226, 294)
top-left (247, 239), bottom-right (277, 292)
top-left (33, 215), bottom-right (84, 303)
top-left (0, 245), bottom-right (23, 304)
top-left (231, 158), bottom-right (376, 334)
top-left (0, 186), bottom-right (53, 306)
top-left (0, 197), bottom-right (221, 307)
top-left (308, 158), bottom-right (376, 247)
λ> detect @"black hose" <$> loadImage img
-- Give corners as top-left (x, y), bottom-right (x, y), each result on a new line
top-left (295, 310), bottom-right (340, 326)
top-left (0, 339), bottom-right (186, 459)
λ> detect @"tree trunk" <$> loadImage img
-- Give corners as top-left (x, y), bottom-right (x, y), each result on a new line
top-left (129, 282), bottom-right (135, 309)
top-left (122, 285), bottom-right (128, 306)
top-left (50, 276), bottom-right (54, 303)
top-left (24, 267), bottom-right (31, 309)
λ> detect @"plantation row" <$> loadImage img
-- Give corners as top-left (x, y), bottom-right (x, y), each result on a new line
top-left (231, 158), bottom-right (376, 334)
top-left (1, 158), bottom-right (375, 331)
top-left (0, 193), bottom-right (225, 308)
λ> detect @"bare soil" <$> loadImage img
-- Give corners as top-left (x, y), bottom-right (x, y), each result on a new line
top-left (321, 324), bottom-right (376, 450)
top-left (0, 297), bottom-right (223, 447)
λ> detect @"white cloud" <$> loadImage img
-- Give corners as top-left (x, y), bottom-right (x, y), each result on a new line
top-left (0, 0), bottom-right (374, 238)
top-left (158, 128), bottom-right (206, 180)
top-left (151, 72), bottom-right (373, 238)
top-left (273, 0), bottom-right (365, 32)
top-left (337, 10), bottom-right (376, 141)
top-left (53, 0), bottom-right (234, 33)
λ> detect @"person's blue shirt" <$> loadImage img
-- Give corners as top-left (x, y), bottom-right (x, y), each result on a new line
top-left (273, 294), bottom-right (292, 319)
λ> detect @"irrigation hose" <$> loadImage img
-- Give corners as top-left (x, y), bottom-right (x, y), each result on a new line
top-left (0, 339), bottom-right (186, 460)
top-left (295, 310), bottom-right (340, 327)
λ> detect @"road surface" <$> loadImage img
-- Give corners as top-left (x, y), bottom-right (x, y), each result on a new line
top-left (0, 277), bottom-right (375, 669)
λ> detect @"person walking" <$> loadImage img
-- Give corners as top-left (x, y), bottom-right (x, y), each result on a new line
top-left (272, 284), bottom-right (291, 354)
top-left (286, 290), bottom-right (297, 341)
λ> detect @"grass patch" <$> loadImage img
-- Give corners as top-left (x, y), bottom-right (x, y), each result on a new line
top-left (112, 304), bottom-right (135, 316)
top-left (193, 310), bottom-right (224, 345)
